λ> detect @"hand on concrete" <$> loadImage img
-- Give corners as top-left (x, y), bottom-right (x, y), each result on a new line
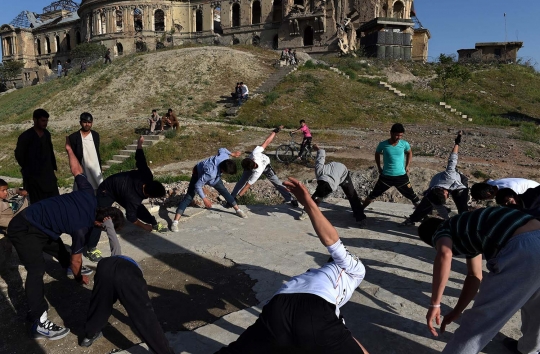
top-left (143, 223), bottom-right (153, 232)
top-left (426, 307), bottom-right (441, 337)
top-left (313, 144), bottom-right (319, 151)
top-left (203, 198), bottom-right (213, 209)
top-left (283, 177), bottom-right (310, 205)
top-left (137, 135), bottom-right (144, 149)
top-left (230, 151), bottom-right (242, 158)
top-left (440, 309), bottom-right (460, 334)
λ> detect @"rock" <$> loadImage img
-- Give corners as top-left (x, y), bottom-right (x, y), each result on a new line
top-left (226, 107), bottom-right (239, 116)
top-left (479, 144), bottom-right (486, 148)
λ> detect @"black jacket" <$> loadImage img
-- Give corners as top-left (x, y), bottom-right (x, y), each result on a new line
top-left (15, 128), bottom-right (57, 178)
top-left (68, 130), bottom-right (102, 169)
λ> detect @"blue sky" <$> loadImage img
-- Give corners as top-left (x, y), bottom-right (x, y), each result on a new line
top-left (1, 0), bottom-right (538, 68)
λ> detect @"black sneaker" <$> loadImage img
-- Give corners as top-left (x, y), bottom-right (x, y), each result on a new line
top-left (67, 266), bottom-right (93, 279)
top-left (501, 337), bottom-right (520, 353)
top-left (289, 200), bottom-right (299, 208)
top-left (31, 319), bottom-right (70, 340)
top-left (80, 331), bottom-right (103, 347)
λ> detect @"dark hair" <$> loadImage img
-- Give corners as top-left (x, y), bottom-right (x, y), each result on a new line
top-left (145, 181), bottom-right (166, 198)
top-left (80, 112), bottom-right (93, 122)
top-left (219, 159), bottom-right (237, 175)
top-left (428, 188), bottom-right (447, 206)
top-left (312, 180), bottom-right (333, 199)
top-left (300, 119), bottom-right (306, 124)
top-left (470, 183), bottom-right (496, 200)
top-left (418, 217), bottom-right (444, 247)
top-left (152, 109), bottom-right (157, 113)
top-left (168, 108), bottom-right (173, 113)
top-left (240, 82), bottom-right (244, 85)
top-left (0, 179), bottom-right (7, 187)
top-left (33, 108), bottom-right (49, 120)
top-left (95, 207), bottom-right (125, 230)
top-left (495, 188), bottom-right (518, 205)
top-left (390, 123), bottom-right (405, 133)
top-left (241, 158), bottom-right (256, 171)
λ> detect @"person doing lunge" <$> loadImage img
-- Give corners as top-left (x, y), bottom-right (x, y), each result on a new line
top-left (419, 207), bottom-right (540, 354)
top-left (170, 148), bottom-right (247, 232)
top-left (402, 131), bottom-right (469, 226)
top-left (231, 126), bottom-right (298, 207)
top-left (215, 177), bottom-right (368, 354)
top-left (359, 123), bottom-right (420, 224)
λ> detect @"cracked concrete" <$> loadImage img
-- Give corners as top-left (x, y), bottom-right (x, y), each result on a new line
top-left (79, 200), bottom-right (521, 354)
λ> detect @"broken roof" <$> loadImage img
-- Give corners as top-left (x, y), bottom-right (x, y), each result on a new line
top-left (6, 10), bottom-right (79, 31)
top-left (475, 41), bottom-right (523, 48)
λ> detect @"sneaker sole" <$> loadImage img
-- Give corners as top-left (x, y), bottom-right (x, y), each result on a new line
top-left (80, 331), bottom-right (103, 347)
top-left (34, 328), bottom-right (71, 341)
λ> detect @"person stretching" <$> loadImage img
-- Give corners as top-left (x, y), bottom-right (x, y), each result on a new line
top-left (470, 178), bottom-right (539, 201)
top-left (231, 126), bottom-right (298, 207)
top-left (171, 148), bottom-right (247, 232)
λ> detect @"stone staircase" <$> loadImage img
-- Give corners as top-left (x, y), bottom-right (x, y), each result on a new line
top-left (438, 102), bottom-right (473, 121)
top-left (253, 65), bottom-right (298, 94)
top-left (102, 134), bottom-right (165, 171)
top-left (378, 81), bottom-right (406, 97)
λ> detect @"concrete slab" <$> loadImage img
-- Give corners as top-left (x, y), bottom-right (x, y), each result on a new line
top-left (94, 201), bottom-right (521, 354)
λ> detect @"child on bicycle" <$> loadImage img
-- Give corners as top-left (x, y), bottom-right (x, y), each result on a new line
top-left (292, 119), bottom-right (312, 160)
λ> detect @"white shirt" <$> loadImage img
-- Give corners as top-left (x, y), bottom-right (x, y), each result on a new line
top-left (241, 84), bottom-right (249, 95)
top-left (487, 178), bottom-right (539, 194)
top-left (247, 146), bottom-right (270, 185)
top-left (275, 240), bottom-right (365, 318)
top-left (78, 132), bottom-right (103, 190)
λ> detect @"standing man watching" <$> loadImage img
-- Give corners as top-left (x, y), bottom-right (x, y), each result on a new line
top-left (15, 108), bottom-right (59, 204)
top-left (68, 112), bottom-right (103, 191)
top-left (7, 137), bottom-right (124, 341)
top-left (359, 123), bottom-right (420, 223)
top-left (231, 126), bottom-right (298, 207)
top-left (171, 148), bottom-right (247, 232)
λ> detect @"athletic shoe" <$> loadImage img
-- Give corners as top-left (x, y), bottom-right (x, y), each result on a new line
top-left (289, 200), bottom-right (299, 208)
top-left (153, 222), bottom-right (168, 232)
top-left (170, 222), bottom-right (179, 232)
top-left (298, 211), bottom-right (309, 220)
top-left (236, 209), bottom-right (247, 218)
top-left (356, 215), bottom-right (367, 227)
top-left (67, 266), bottom-right (93, 279)
top-left (85, 248), bottom-right (103, 263)
top-left (400, 218), bottom-right (415, 226)
top-left (80, 331), bottom-right (103, 347)
top-left (31, 319), bottom-right (70, 340)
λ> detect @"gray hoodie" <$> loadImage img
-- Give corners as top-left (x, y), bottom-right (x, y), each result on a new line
top-left (428, 152), bottom-right (466, 191)
top-left (315, 150), bottom-right (349, 191)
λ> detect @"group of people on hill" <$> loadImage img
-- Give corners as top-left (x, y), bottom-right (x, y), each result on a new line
top-left (280, 48), bottom-right (298, 65)
top-left (231, 82), bottom-right (249, 106)
top-left (148, 108), bottom-right (180, 134)
top-left (2, 111), bottom-right (540, 354)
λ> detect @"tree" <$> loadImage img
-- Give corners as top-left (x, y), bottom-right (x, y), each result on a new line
top-left (70, 42), bottom-right (107, 61)
top-left (434, 54), bottom-right (471, 101)
top-left (0, 60), bottom-right (25, 90)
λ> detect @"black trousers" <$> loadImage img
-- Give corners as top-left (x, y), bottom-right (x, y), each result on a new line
top-left (85, 257), bottom-right (174, 354)
top-left (339, 173), bottom-right (366, 220)
top-left (215, 293), bottom-right (364, 354)
top-left (87, 189), bottom-right (157, 250)
top-left (7, 211), bottom-right (71, 322)
top-left (368, 174), bottom-right (419, 204)
top-left (24, 175), bottom-right (59, 204)
top-left (299, 137), bottom-right (312, 158)
top-left (409, 188), bottom-right (469, 223)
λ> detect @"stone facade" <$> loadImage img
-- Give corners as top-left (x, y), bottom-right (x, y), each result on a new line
top-left (457, 42), bottom-right (524, 63)
top-left (1, 0), bottom-right (427, 88)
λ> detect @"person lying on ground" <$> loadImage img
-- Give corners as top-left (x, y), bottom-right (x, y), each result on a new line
top-left (470, 178), bottom-right (539, 201)
top-left (215, 177), bottom-right (368, 354)
top-left (171, 147), bottom-right (246, 232)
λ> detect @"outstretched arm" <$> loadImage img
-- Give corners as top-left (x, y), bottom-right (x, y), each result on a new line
top-left (446, 131), bottom-right (462, 172)
top-left (283, 177), bottom-right (339, 247)
top-left (65, 137), bottom-right (83, 176)
top-left (260, 126), bottom-right (284, 149)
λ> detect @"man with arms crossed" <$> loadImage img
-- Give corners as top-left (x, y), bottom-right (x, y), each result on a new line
top-left (216, 177), bottom-right (368, 354)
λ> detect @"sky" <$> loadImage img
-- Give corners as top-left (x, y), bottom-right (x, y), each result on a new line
top-left (1, 0), bottom-right (539, 68)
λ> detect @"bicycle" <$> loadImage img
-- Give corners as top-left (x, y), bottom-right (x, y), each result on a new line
top-left (275, 133), bottom-right (315, 168)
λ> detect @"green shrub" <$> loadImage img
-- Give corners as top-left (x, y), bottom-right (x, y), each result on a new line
top-left (263, 92), bottom-right (280, 106)
top-left (70, 42), bottom-right (107, 61)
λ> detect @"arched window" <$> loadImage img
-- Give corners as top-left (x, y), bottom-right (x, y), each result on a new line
top-left (116, 10), bottom-right (123, 32)
top-left (101, 12), bottom-right (107, 34)
top-left (5, 37), bottom-right (13, 56)
top-left (154, 9), bottom-right (165, 31)
top-left (76, 31), bottom-right (81, 44)
top-left (134, 8), bottom-right (143, 31)
top-left (273, 0), bottom-right (283, 22)
top-left (381, 4), bottom-right (388, 17)
top-left (36, 39), bottom-right (42, 55)
top-left (55, 35), bottom-right (60, 52)
top-left (272, 34), bottom-right (278, 49)
top-left (89, 13), bottom-right (93, 35)
top-left (196, 10), bottom-right (203, 32)
top-left (303, 25), bottom-right (314, 46)
top-left (232, 3), bottom-right (241, 27)
top-left (116, 42), bottom-right (123, 55)
top-left (252, 1), bottom-right (261, 24)
top-left (393, 1), bottom-right (404, 19)
top-left (294, 0), bottom-right (303, 5)
top-left (45, 37), bottom-right (51, 54)
top-left (66, 33), bottom-right (71, 50)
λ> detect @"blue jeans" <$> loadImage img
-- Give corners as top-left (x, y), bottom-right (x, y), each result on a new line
top-left (176, 168), bottom-right (237, 215)
top-left (231, 164), bottom-right (292, 202)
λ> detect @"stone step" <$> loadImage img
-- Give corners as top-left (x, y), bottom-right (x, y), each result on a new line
top-left (106, 160), bottom-right (123, 165)
top-left (125, 144), bottom-right (138, 151)
top-left (119, 150), bottom-right (134, 155)
top-left (461, 115), bottom-right (468, 119)
top-left (393, 90), bottom-right (402, 95)
top-left (132, 140), bottom-right (155, 146)
top-left (467, 118), bottom-right (473, 122)
top-left (444, 105), bottom-right (451, 109)
top-left (439, 102), bottom-right (446, 106)
top-left (142, 135), bottom-right (165, 141)
top-left (450, 108), bottom-right (457, 113)
top-left (398, 93), bottom-right (406, 97)
top-left (112, 155), bottom-right (131, 162)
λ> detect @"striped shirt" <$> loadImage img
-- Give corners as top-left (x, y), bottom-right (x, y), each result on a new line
top-left (432, 207), bottom-right (534, 260)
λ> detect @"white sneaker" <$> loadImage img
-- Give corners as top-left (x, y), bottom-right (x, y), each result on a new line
top-left (170, 222), bottom-right (179, 232)
top-left (32, 319), bottom-right (70, 340)
top-left (299, 211), bottom-right (309, 220)
top-left (236, 209), bottom-right (247, 218)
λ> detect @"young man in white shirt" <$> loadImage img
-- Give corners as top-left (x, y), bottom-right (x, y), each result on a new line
top-left (231, 126), bottom-right (298, 207)
top-left (470, 178), bottom-right (539, 201)
top-left (216, 177), bottom-right (368, 354)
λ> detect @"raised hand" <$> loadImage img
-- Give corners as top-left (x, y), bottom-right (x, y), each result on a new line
top-left (283, 177), bottom-right (311, 206)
